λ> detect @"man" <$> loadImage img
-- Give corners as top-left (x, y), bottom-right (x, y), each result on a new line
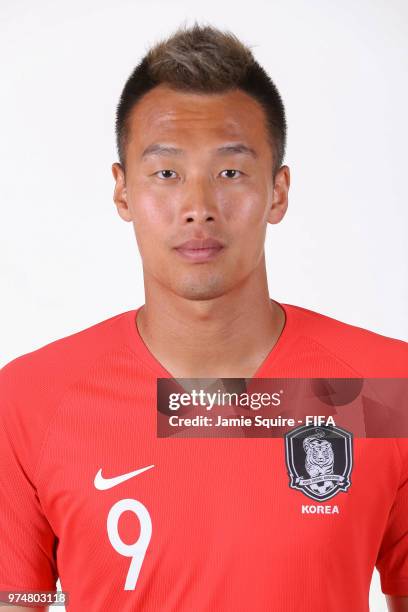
top-left (1, 23), bottom-right (407, 612)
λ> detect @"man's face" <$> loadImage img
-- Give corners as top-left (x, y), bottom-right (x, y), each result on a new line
top-left (112, 84), bottom-right (289, 301)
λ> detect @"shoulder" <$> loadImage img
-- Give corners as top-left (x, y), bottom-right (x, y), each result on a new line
top-left (0, 309), bottom-right (134, 480)
top-left (0, 309), bottom-right (132, 417)
top-left (283, 303), bottom-right (408, 376)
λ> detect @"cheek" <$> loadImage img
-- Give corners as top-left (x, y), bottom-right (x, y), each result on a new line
top-left (224, 189), bottom-right (270, 267)
top-left (127, 189), bottom-right (175, 256)
top-left (223, 192), bottom-right (269, 243)
top-left (129, 190), bottom-right (174, 226)
top-left (217, 179), bottom-right (270, 224)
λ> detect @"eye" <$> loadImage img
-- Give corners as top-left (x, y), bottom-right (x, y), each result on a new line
top-left (219, 169), bottom-right (243, 179)
top-left (154, 170), bottom-right (178, 179)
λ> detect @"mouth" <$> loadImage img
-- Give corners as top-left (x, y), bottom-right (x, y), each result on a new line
top-left (174, 238), bottom-right (225, 263)
top-left (174, 246), bottom-right (224, 263)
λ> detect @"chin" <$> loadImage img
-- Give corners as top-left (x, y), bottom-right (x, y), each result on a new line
top-left (173, 275), bottom-right (230, 301)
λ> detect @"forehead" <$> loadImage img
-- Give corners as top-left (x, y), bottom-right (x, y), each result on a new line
top-left (126, 84), bottom-right (271, 152)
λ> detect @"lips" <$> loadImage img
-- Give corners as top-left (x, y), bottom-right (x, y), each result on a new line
top-left (174, 237), bottom-right (225, 262)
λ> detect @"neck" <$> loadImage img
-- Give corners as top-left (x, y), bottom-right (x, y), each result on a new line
top-left (136, 257), bottom-right (285, 378)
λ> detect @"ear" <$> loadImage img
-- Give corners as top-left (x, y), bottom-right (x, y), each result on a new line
top-left (267, 165), bottom-right (290, 225)
top-left (112, 162), bottom-right (132, 222)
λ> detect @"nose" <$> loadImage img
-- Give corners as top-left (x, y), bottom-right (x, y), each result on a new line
top-left (179, 177), bottom-right (218, 224)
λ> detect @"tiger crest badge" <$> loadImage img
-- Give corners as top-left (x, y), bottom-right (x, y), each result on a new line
top-left (285, 424), bottom-right (353, 502)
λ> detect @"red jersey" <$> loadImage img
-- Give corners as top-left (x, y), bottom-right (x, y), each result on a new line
top-left (0, 301), bottom-right (407, 611)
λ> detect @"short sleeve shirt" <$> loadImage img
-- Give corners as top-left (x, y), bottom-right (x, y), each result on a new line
top-left (1, 302), bottom-right (407, 611)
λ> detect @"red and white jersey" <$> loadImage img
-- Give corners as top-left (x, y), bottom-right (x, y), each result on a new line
top-left (1, 302), bottom-right (408, 611)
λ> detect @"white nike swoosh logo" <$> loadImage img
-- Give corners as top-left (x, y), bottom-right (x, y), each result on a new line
top-left (94, 464), bottom-right (155, 490)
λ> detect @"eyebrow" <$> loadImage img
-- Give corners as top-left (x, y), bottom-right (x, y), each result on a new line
top-left (216, 144), bottom-right (257, 158)
top-left (141, 143), bottom-right (258, 159)
top-left (141, 144), bottom-right (183, 159)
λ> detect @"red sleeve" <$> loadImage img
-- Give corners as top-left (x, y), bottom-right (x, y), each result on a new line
top-left (376, 438), bottom-right (408, 596)
top-left (0, 364), bottom-right (58, 591)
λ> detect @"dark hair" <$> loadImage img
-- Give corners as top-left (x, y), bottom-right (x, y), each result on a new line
top-left (115, 23), bottom-right (287, 175)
